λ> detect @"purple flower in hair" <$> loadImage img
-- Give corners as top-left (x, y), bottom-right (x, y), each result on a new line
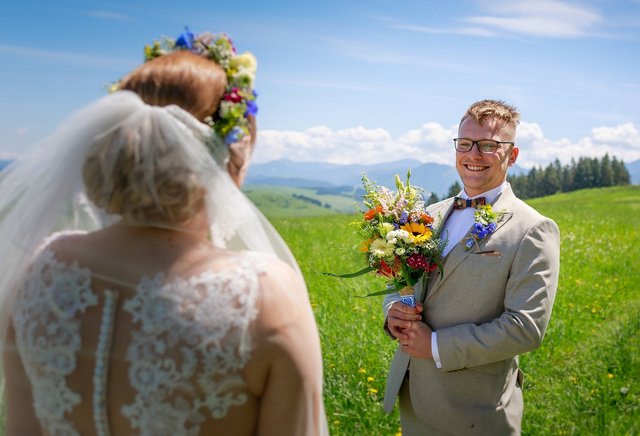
top-left (225, 126), bottom-right (244, 144)
top-left (175, 27), bottom-right (195, 49)
top-left (245, 99), bottom-right (258, 116)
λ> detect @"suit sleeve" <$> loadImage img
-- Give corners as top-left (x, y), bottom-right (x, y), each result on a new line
top-left (435, 218), bottom-right (560, 371)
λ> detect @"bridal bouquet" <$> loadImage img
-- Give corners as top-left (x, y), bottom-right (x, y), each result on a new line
top-left (327, 171), bottom-right (445, 307)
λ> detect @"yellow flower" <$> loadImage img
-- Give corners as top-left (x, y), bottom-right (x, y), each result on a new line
top-left (369, 388), bottom-right (378, 394)
top-left (608, 373), bottom-right (614, 379)
top-left (401, 222), bottom-right (432, 244)
top-left (358, 368), bottom-right (367, 374)
top-left (367, 376), bottom-right (375, 382)
top-left (230, 52), bottom-right (258, 73)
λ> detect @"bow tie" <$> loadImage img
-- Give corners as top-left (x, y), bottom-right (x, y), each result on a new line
top-left (452, 196), bottom-right (486, 210)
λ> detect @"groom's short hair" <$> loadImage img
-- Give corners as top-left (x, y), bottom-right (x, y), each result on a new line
top-left (460, 99), bottom-right (520, 139)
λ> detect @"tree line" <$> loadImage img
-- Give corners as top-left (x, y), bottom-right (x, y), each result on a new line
top-left (429, 154), bottom-right (631, 204)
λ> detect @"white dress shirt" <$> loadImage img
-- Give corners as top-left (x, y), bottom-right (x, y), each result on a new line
top-left (431, 182), bottom-right (509, 367)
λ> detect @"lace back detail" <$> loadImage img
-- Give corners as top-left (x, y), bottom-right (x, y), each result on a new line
top-left (121, 255), bottom-right (262, 435)
top-left (13, 249), bottom-right (98, 436)
top-left (13, 245), bottom-right (265, 436)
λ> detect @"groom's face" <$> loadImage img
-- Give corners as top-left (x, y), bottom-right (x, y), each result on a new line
top-left (456, 117), bottom-right (519, 197)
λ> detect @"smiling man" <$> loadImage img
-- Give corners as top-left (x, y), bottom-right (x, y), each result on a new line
top-left (382, 100), bottom-right (561, 435)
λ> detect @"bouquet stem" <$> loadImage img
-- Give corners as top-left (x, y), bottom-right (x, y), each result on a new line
top-left (399, 285), bottom-right (416, 308)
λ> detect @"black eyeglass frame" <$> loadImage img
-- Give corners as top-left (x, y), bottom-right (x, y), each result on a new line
top-left (453, 138), bottom-right (515, 154)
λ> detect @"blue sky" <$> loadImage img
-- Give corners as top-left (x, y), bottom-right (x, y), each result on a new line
top-left (1, 0), bottom-right (639, 169)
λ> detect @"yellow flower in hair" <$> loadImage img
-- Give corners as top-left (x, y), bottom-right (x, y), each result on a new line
top-left (231, 52), bottom-right (258, 74)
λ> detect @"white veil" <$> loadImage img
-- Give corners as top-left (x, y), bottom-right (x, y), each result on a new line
top-left (0, 90), bottom-right (301, 352)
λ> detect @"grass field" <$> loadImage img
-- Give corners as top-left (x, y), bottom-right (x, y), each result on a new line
top-left (1, 186), bottom-right (638, 434)
top-left (243, 184), bottom-right (358, 217)
top-left (270, 185), bottom-right (640, 435)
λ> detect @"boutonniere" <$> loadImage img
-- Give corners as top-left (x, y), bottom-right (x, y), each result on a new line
top-left (463, 204), bottom-right (506, 250)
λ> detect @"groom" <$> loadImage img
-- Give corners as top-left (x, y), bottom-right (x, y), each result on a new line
top-left (382, 99), bottom-right (560, 435)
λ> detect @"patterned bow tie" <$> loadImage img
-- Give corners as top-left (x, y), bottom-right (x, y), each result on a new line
top-left (452, 196), bottom-right (486, 210)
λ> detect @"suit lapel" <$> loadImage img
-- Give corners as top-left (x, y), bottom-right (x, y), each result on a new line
top-left (423, 186), bottom-right (516, 302)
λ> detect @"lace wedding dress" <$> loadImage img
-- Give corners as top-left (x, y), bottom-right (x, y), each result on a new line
top-left (0, 91), bottom-right (327, 435)
top-left (9, 233), bottom-right (284, 435)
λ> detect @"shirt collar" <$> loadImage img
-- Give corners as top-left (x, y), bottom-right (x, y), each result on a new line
top-left (458, 181), bottom-right (509, 204)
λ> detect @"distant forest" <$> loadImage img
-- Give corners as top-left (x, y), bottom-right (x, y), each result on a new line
top-left (431, 154), bottom-right (631, 204)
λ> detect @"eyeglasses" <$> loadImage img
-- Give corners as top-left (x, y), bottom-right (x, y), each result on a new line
top-left (453, 138), bottom-right (514, 154)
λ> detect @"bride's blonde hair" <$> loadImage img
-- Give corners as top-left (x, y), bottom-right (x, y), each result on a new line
top-left (82, 115), bottom-right (207, 225)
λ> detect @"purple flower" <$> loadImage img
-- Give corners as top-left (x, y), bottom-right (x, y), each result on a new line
top-left (225, 126), bottom-right (244, 144)
top-left (399, 210), bottom-right (409, 225)
top-left (471, 222), bottom-right (497, 240)
top-left (245, 99), bottom-right (258, 116)
top-left (175, 27), bottom-right (195, 50)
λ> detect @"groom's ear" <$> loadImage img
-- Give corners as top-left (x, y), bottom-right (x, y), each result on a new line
top-left (508, 146), bottom-right (519, 167)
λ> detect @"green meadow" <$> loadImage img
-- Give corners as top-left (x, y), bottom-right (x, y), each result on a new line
top-left (1, 186), bottom-right (638, 435)
top-left (270, 185), bottom-right (640, 435)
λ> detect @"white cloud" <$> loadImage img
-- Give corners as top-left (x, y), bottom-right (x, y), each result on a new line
top-left (389, 0), bottom-right (605, 39)
top-left (254, 121), bottom-right (640, 167)
top-left (591, 123), bottom-right (640, 147)
top-left (465, 0), bottom-right (602, 38)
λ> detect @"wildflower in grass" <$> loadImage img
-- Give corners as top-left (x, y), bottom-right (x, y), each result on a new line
top-left (358, 368), bottom-right (367, 374)
top-left (608, 373), bottom-right (614, 379)
top-left (369, 388), bottom-right (378, 394)
top-left (367, 376), bottom-right (374, 382)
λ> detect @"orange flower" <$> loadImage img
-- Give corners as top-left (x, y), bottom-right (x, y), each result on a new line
top-left (359, 238), bottom-right (374, 253)
top-left (364, 205), bottom-right (383, 221)
top-left (377, 257), bottom-right (401, 278)
top-left (419, 212), bottom-right (434, 225)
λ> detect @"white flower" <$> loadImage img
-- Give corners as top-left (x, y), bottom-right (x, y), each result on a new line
top-left (388, 229), bottom-right (410, 242)
top-left (370, 239), bottom-right (393, 258)
top-left (219, 101), bottom-right (233, 118)
top-left (231, 68), bottom-right (255, 88)
top-left (380, 223), bottom-right (395, 237)
top-left (395, 247), bottom-right (406, 256)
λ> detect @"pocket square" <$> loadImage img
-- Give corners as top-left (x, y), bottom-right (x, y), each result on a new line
top-left (475, 250), bottom-right (502, 257)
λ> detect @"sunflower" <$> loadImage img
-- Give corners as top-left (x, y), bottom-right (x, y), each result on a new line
top-left (401, 222), bottom-right (432, 244)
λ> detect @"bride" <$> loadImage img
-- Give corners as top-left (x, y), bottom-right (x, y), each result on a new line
top-left (0, 30), bottom-right (328, 435)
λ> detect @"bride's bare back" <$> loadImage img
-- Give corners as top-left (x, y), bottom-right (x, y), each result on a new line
top-left (3, 224), bottom-right (325, 435)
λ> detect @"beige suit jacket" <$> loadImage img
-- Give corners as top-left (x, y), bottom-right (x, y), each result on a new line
top-left (382, 185), bottom-right (560, 435)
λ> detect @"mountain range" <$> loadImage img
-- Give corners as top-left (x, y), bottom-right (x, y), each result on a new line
top-left (247, 159), bottom-right (524, 196)
top-left (2, 158), bottom-right (639, 194)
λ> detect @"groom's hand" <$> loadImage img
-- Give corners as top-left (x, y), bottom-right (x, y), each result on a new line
top-left (401, 320), bottom-right (433, 359)
top-left (387, 301), bottom-right (423, 340)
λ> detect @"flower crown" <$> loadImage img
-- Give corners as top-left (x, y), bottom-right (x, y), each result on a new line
top-left (117, 28), bottom-right (258, 145)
